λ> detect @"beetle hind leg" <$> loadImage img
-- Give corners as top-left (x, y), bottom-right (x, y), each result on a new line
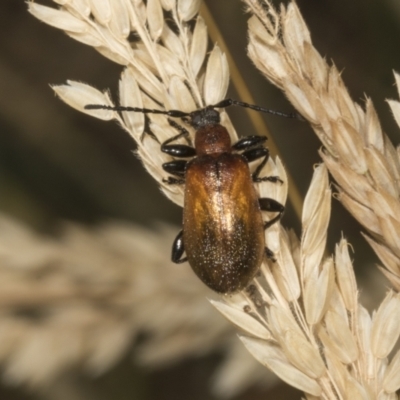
top-left (260, 198), bottom-right (284, 262)
top-left (265, 247), bottom-right (277, 262)
top-left (171, 230), bottom-right (188, 264)
top-left (256, 175), bottom-right (283, 184)
top-left (163, 177), bottom-right (185, 185)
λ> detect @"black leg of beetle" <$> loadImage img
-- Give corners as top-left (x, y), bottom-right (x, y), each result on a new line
top-left (260, 198), bottom-right (284, 263)
top-left (232, 135), bottom-right (267, 151)
top-left (264, 214), bottom-right (283, 230)
top-left (162, 160), bottom-right (187, 185)
top-left (161, 122), bottom-right (193, 183)
top-left (163, 177), bottom-right (185, 185)
top-left (167, 119), bottom-right (192, 146)
top-left (252, 149), bottom-right (269, 182)
top-left (161, 123), bottom-right (196, 158)
top-left (171, 230), bottom-right (187, 264)
top-left (241, 147), bottom-right (283, 184)
top-left (163, 160), bottom-right (187, 177)
top-left (259, 198), bottom-right (285, 229)
top-left (265, 247), bottom-right (277, 262)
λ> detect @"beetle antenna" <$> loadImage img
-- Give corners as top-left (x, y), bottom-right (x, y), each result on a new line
top-left (84, 104), bottom-right (191, 119)
top-left (85, 100), bottom-right (305, 121)
top-left (211, 99), bottom-right (305, 121)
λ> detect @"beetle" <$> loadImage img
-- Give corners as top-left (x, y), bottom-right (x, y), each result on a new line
top-left (85, 99), bottom-right (291, 293)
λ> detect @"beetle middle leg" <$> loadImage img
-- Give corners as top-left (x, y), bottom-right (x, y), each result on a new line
top-left (259, 198), bottom-right (285, 229)
top-left (232, 136), bottom-right (283, 183)
top-left (162, 160), bottom-right (187, 185)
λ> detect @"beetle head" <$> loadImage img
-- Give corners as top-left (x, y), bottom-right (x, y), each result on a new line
top-left (191, 107), bottom-right (220, 130)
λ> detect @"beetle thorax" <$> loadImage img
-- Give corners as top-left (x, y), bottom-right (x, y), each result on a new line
top-left (194, 124), bottom-right (232, 156)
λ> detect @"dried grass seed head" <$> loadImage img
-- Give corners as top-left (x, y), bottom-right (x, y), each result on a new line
top-left (241, 1), bottom-right (400, 398)
top-left (246, 0), bottom-right (400, 300)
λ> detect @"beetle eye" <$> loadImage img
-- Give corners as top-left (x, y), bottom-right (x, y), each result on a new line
top-left (206, 109), bottom-right (220, 124)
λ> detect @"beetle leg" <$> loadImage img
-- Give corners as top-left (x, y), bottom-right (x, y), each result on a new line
top-left (256, 175), bottom-right (283, 183)
top-left (259, 198), bottom-right (285, 229)
top-left (162, 160), bottom-right (187, 185)
top-left (232, 135), bottom-right (267, 151)
top-left (167, 119), bottom-right (192, 145)
top-left (163, 160), bottom-right (186, 177)
top-left (241, 146), bottom-right (283, 184)
top-left (163, 177), bottom-right (185, 185)
top-left (171, 230), bottom-right (188, 264)
top-left (161, 120), bottom-right (196, 158)
top-left (265, 247), bottom-right (277, 262)
top-left (260, 198), bottom-right (284, 263)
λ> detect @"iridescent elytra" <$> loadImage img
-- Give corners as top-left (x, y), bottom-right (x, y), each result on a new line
top-left (85, 99), bottom-right (289, 293)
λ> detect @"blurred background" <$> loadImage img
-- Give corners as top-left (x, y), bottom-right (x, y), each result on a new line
top-left (1, 0), bottom-right (400, 399)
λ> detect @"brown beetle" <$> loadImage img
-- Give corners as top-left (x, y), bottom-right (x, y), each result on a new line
top-left (85, 99), bottom-right (288, 293)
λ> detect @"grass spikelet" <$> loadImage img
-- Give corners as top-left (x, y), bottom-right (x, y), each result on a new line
top-left (245, 0), bottom-right (400, 292)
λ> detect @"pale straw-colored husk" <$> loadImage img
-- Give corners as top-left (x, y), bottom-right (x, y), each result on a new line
top-left (26, 0), bottom-right (400, 398)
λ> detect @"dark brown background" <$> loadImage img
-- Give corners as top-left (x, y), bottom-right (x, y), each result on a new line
top-left (1, 0), bottom-right (400, 399)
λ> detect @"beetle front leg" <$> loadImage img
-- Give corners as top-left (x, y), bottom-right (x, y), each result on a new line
top-left (161, 121), bottom-right (196, 158)
top-left (161, 121), bottom-right (195, 184)
top-left (171, 230), bottom-right (187, 264)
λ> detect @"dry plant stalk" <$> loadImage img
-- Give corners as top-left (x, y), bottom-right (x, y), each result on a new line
top-left (27, 0), bottom-right (400, 399)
